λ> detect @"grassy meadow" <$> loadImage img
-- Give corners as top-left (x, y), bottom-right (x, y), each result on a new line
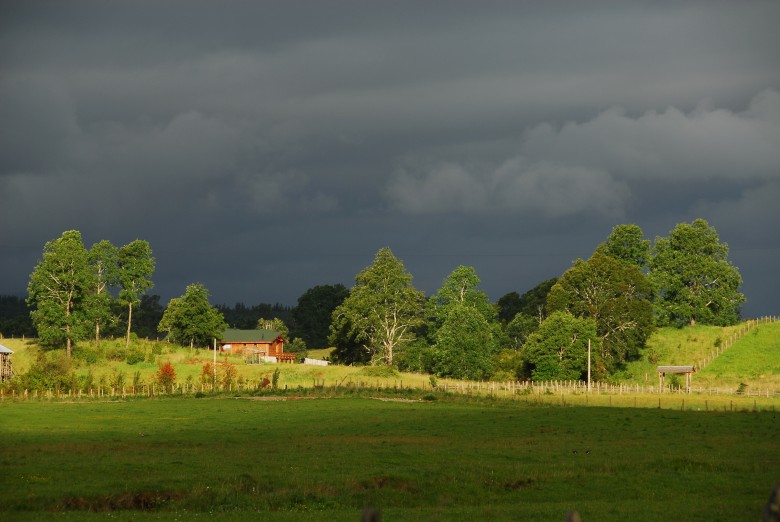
top-left (1, 396), bottom-right (778, 521)
top-left (1, 320), bottom-right (779, 519)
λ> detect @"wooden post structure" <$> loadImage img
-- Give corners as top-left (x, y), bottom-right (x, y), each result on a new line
top-left (587, 339), bottom-right (591, 393)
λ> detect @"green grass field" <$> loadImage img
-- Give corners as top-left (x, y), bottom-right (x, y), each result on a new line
top-left (1, 396), bottom-right (778, 521)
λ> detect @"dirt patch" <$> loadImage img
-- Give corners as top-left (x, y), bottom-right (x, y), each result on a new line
top-left (56, 491), bottom-right (182, 511)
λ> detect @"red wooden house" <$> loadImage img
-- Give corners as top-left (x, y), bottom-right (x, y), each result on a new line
top-left (218, 329), bottom-right (295, 362)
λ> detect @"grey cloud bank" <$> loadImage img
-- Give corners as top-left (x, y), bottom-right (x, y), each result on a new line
top-left (1, 1), bottom-right (778, 318)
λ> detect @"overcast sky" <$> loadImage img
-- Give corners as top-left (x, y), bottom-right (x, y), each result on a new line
top-left (1, 1), bottom-right (779, 317)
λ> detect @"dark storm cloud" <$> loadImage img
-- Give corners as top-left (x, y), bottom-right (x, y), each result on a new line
top-left (1, 1), bottom-right (779, 317)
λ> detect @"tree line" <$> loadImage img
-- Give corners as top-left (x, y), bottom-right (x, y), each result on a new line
top-left (327, 219), bottom-right (745, 382)
top-left (16, 218), bottom-right (744, 382)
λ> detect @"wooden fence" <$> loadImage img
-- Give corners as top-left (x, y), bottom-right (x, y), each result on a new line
top-left (696, 315), bottom-right (778, 369)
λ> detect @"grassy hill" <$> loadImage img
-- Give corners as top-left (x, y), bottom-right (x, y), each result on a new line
top-left (622, 319), bottom-right (780, 389)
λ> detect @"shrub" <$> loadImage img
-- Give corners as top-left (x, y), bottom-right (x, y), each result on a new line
top-left (220, 362), bottom-right (237, 388)
top-left (126, 347), bottom-right (145, 365)
top-left (201, 362), bottom-right (214, 384)
top-left (110, 370), bottom-right (126, 390)
top-left (272, 368), bottom-right (281, 390)
top-left (106, 344), bottom-right (127, 362)
top-left (156, 361), bottom-right (176, 392)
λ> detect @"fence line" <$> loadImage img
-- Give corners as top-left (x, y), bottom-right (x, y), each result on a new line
top-left (2, 374), bottom-right (778, 403)
top-left (696, 315), bottom-right (778, 370)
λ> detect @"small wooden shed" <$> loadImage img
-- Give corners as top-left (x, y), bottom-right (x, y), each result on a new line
top-left (657, 365), bottom-right (696, 392)
top-left (0, 344), bottom-right (13, 382)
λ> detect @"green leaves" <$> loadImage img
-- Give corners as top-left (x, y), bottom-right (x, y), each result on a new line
top-left (547, 251), bottom-right (654, 371)
top-left (649, 219), bottom-right (744, 327)
top-left (158, 283), bottom-right (227, 347)
top-left (27, 230), bottom-right (93, 355)
top-left (330, 248), bottom-right (425, 366)
top-left (521, 311), bottom-right (597, 381)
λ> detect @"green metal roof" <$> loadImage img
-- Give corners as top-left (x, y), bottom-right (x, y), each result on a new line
top-left (220, 329), bottom-right (284, 343)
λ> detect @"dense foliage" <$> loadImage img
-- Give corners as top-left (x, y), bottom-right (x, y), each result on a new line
top-left (15, 219), bottom-right (746, 381)
top-left (547, 252), bottom-right (654, 372)
top-left (329, 248), bottom-right (425, 366)
top-left (649, 219), bottom-right (745, 327)
top-left (158, 283), bottom-right (227, 347)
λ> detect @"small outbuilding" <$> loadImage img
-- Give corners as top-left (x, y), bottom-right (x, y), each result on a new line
top-left (218, 329), bottom-right (295, 363)
top-left (0, 344), bottom-right (13, 382)
top-left (657, 365), bottom-right (696, 392)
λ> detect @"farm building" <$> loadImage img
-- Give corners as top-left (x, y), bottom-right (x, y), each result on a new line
top-left (0, 344), bottom-right (13, 382)
top-left (218, 329), bottom-right (295, 363)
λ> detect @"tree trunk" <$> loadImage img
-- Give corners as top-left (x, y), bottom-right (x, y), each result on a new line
top-left (66, 299), bottom-right (72, 358)
top-left (95, 320), bottom-right (101, 348)
top-left (126, 302), bottom-right (133, 349)
top-left (66, 323), bottom-right (72, 358)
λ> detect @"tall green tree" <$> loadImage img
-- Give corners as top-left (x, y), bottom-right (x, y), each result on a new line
top-left (547, 252), bottom-right (654, 372)
top-left (648, 219), bottom-right (745, 327)
top-left (427, 265), bottom-right (497, 334)
top-left (595, 224), bottom-right (651, 270)
top-left (118, 240), bottom-right (155, 348)
top-left (87, 240), bottom-right (119, 347)
top-left (426, 266), bottom-right (500, 379)
top-left (27, 230), bottom-right (93, 356)
top-left (329, 247), bottom-right (425, 366)
top-left (520, 311), bottom-right (597, 381)
top-left (158, 283), bottom-right (227, 348)
top-left (432, 302), bottom-right (498, 380)
top-left (292, 284), bottom-right (349, 348)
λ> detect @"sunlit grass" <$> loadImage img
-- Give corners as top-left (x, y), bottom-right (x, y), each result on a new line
top-left (0, 397), bottom-right (777, 520)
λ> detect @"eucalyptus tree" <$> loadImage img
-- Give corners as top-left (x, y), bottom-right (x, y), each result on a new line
top-left (27, 230), bottom-right (93, 356)
top-left (118, 240), bottom-right (155, 347)
top-left (649, 219), bottom-right (744, 327)
top-left (87, 240), bottom-right (119, 347)
top-left (329, 247), bottom-right (425, 366)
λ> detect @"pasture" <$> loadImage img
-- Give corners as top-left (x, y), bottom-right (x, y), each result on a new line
top-left (1, 395), bottom-right (778, 521)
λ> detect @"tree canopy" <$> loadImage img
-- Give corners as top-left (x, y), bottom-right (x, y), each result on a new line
top-left (426, 266), bottom-right (499, 379)
top-left (158, 283), bottom-right (227, 347)
top-left (520, 311), bottom-right (597, 381)
top-left (292, 284), bottom-right (349, 349)
top-left (595, 224), bottom-right (650, 270)
top-left (649, 219), bottom-right (745, 327)
top-left (27, 230), bottom-right (93, 356)
top-left (87, 240), bottom-right (119, 347)
top-left (547, 251), bottom-right (654, 371)
top-left (118, 240), bottom-right (155, 348)
top-left (329, 248), bottom-right (425, 366)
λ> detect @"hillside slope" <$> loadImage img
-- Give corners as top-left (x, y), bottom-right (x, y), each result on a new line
top-left (623, 320), bottom-right (780, 389)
